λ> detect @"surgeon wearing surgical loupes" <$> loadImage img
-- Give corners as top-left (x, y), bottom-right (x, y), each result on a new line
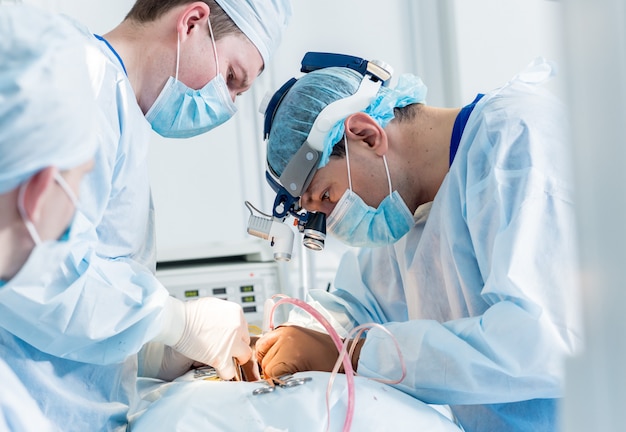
top-left (0, 6), bottom-right (99, 431)
top-left (0, 0), bottom-right (292, 431)
top-left (255, 54), bottom-right (583, 432)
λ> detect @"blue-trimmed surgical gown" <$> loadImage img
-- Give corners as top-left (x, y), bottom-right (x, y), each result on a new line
top-left (291, 60), bottom-right (582, 432)
top-left (0, 17), bottom-right (171, 432)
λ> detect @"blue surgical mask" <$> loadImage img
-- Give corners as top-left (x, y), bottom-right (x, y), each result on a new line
top-left (326, 139), bottom-right (414, 247)
top-left (146, 19), bottom-right (237, 138)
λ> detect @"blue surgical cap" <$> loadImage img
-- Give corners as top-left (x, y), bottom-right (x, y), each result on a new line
top-left (0, 5), bottom-right (98, 194)
top-left (267, 67), bottom-right (428, 178)
top-left (215, 0), bottom-right (292, 66)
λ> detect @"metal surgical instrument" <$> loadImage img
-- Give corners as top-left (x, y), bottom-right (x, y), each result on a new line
top-left (252, 375), bottom-right (313, 396)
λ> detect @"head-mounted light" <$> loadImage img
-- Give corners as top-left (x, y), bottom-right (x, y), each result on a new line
top-left (247, 52), bottom-right (393, 261)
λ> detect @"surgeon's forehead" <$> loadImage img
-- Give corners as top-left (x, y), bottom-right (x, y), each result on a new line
top-left (307, 159), bottom-right (340, 190)
top-left (220, 34), bottom-right (263, 74)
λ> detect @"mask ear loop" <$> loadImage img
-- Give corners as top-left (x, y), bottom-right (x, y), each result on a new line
top-left (175, 19), bottom-right (221, 84)
top-left (207, 17), bottom-right (221, 78)
top-left (344, 134), bottom-right (353, 191)
top-left (53, 172), bottom-right (79, 208)
top-left (382, 155), bottom-right (393, 197)
top-left (175, 33), bottom-right (181, 81)
top-left (346, 133), bottom-right (393, 197)
top-left (17, 181), bottom-right (42, 246)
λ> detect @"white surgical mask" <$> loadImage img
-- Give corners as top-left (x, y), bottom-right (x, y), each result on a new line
top-left (18, 171), bottom-right (79, 245)
top-left (3, 172), bottom-right (80, 288)
top-left (326, 139), bottom-right (414, 247)
top-left (146, 18), bottom-right (237, 138)
top-left (0, 238), bottom-right (74, 291)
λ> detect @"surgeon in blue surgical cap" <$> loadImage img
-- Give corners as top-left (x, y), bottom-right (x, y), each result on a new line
top-left (0, 5), bottom-right (98, 430)
top-left (256, 58), bottom-right (583, 432)
top-left (0, 0), bottom-right (292, 431)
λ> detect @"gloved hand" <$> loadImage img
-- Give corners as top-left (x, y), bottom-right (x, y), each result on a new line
top-left (255, 325), bottom-right (365, 378)
top-left (139, 341), bottom-right (199, 381)
top-left (154, 296), bottom-right (252, 380)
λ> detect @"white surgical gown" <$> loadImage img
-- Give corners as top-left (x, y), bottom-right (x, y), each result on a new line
top-left (292, 61), bottom-right (582, 432)
top-left (0, 17), bottom-right (170, 432)
top-left (0, 359), bottom-right (55, 432)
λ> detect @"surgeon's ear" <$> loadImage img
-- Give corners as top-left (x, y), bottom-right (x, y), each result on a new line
top-left (177, 1), bottom-right (210, 38)
top-left (20, 167), bottom-right (56, 223)
top-left (344, 112), bottom-right (388, 156)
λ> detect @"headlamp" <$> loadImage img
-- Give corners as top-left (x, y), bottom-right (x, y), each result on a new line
top-left (247, 52), bottom-right (393, 261)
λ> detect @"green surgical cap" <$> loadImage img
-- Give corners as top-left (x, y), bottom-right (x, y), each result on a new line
top-left (267, 67), bottom-right (427, 178)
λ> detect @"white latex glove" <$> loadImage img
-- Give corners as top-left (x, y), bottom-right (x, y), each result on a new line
top-left (139, 341), bottom-right (198, 381)
top-left (154, 297), bottom-right (252, 380)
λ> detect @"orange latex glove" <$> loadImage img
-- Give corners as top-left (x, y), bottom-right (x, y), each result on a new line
top-left (255, 325), bottom-right (364, 378)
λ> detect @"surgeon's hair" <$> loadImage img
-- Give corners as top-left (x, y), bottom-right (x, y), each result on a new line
top-left (125, 0), bottom-right (241, 40)
top-left (393, 103), bottom-right (420, 123)
top-left (329, 104), bottom-right (420, 158)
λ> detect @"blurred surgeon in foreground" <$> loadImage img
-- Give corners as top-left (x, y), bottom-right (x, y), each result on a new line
top-left (0, 0), bottom-right (291, 431)
top-left (256, 57), bottom-right (582, 432)
top-left (0, 6), bottom-right (97, 431)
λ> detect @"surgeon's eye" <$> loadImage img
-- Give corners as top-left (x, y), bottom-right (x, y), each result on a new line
top-left (321, 191), bottom-right (330, 201)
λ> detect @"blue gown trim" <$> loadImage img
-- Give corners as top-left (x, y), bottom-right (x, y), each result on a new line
top-left (94, 34), bottom-right (128, 76)
top-left (450, 94), bottom-right (484, 166)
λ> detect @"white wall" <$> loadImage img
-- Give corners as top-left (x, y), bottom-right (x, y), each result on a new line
top-left (452, 0), bottom-right (566, 104)
top-left (259, 0), bottom-right (426, 292)
top-left (18, 0), bottom-right (566, 286)
top-left (10, 1), bottom-right (626, 429)
top-left (18, 0), bottom-right (130, 32)
top-left (560, 0), bottom-right (626, 430)
top-left (269, 0), bottom-right (567, 292)
top-left (18, 0), bottom-right (269, 262)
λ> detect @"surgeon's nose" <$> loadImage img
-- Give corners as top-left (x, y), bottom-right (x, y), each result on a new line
top-left (301, 192), bottom-right (318, 212)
